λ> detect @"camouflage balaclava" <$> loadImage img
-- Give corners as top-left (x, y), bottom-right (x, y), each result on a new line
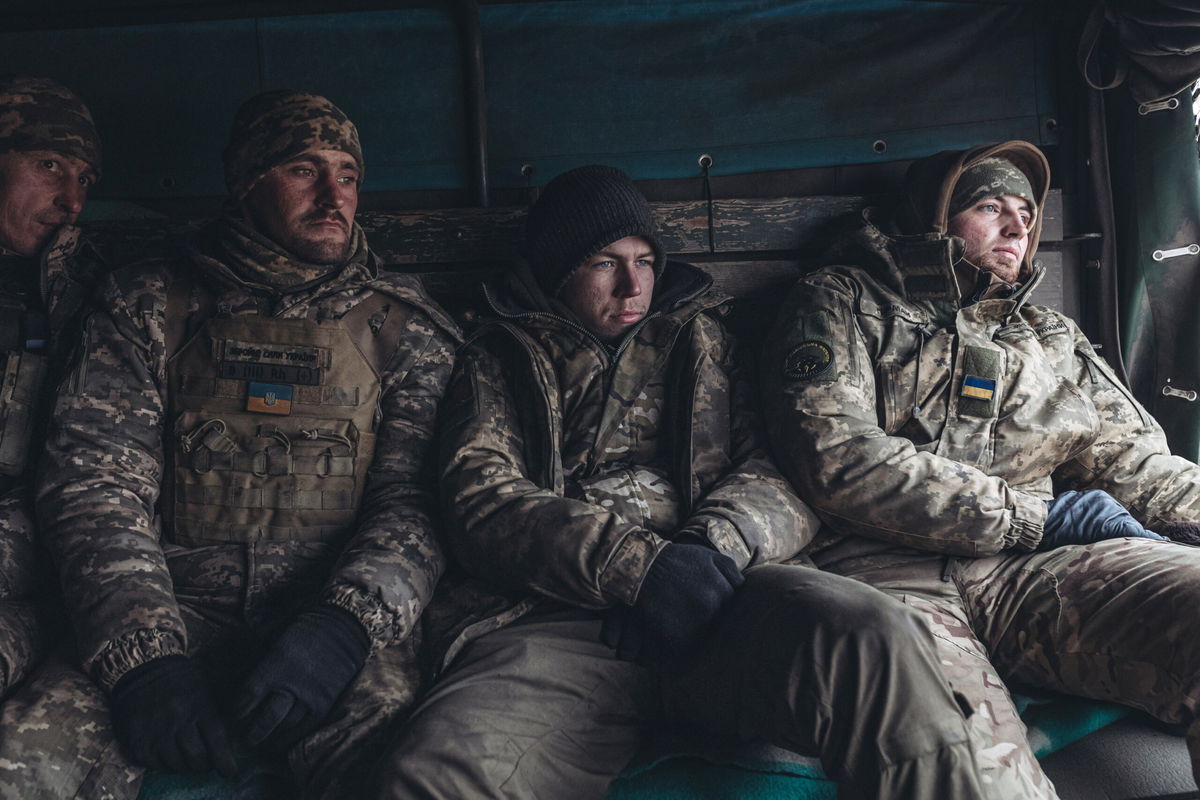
top-left (0, 75), bottom-right (101, 177)
top-left (222, 89), bottom-right (363, 202)
top-left (949, 157), bottom-right (1037, 221)
top-left (524, 165), bottom-right (665, 297)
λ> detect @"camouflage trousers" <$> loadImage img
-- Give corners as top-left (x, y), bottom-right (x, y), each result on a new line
top-left (0, 543), bottom-right (425, 800)
top-left (830, 536), bottom-right (1200, 800)
top-left (374, 564), bottom-right (987, 800)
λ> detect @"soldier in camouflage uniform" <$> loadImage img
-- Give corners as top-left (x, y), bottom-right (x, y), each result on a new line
top-left (374, 165), bottom-right (990, 800)
top-left (0, 74), bottom-right (102, 698)
top-left (763, 140), bottom-right (1200, 798)
top-left (0, 76), bottom-right (122, 800)
top-left (23, 89), bottom-right (459, 800)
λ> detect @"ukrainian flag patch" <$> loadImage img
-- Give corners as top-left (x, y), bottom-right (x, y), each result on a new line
top-left (961, 375), bottom-right (995, 401)
top-left (246, 381), bottom-right (294, 415)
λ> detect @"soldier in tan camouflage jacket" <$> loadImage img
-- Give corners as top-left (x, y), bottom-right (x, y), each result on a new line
top-left (8, 90), bottom-right (459, 800)
top-left (374, 165), bottom-right (993, 800)
top-left (764, 140), bottom-right (1200, 798)
top-left (0, 74), bottom-right (102, 701)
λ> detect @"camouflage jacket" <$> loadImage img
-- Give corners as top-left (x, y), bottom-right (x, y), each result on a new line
top-left (430, 261), bottom-right (816, 667)
top-left (763, 210), bottom-right (1200, 572)
top-left (0, 225), bottom-right (103, 494)
top-left (0, 226), bottom-right (102, 693)
top-left (37, 223), bottom-right (461, 691)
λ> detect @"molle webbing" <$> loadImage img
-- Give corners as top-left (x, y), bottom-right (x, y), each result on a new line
top-left (172, 518), bottom-right (350, 544)
top-left (167, 305), bottom-right (392, 547)
top-left (176, 485), bottom-right (354, 510)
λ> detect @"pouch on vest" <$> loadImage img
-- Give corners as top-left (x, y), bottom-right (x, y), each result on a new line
top-left (166, 313), bottom-right (382, 546)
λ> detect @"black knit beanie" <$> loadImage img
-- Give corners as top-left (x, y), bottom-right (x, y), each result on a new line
top-left (524, 165), bottom-right (665, 297)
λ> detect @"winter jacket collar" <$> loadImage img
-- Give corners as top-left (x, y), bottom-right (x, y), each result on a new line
top-left (895, 140), bottom-right (1050, 283)
top-left (829, 206), bottom-right (1046, 325)
top-left (481, 257), bottom-right (722, 347)
top-left (186, 215), bottom-right (375, 298)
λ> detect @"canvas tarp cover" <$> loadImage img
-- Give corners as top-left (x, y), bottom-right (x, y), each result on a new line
top-left (0, 0), bottom-right (1057, 200)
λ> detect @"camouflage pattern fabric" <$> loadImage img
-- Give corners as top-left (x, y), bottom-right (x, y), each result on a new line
top-left (222, 90), bottom-right (362, 200)
top-left (26, 217), bottom-right (459, 799)
top-left (199, 206), bottom-right (367, 291)
top-left (428, 259), bottom-right (818, 666)
top-left (0, 75), bottom-right (101, 174)
top-left (949, 156), bottom-right (1038, 219)
top-left (763, 141), bottom-right (1200, 797)
top-left (0, 226), bottom-right (104, 704)
top-left (0, 651), bottom-right (140, 800)
top-left (0, 489), bottom-right (47, 698)
top-left (388, 258), bottom-right (987, 799)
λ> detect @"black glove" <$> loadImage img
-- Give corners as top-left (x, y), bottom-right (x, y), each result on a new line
top-left (109, 655), bottom-right (237, 778)
top-left (235, 605), bottom-right (370, 751)
top-left (1040, 489), bottom-right (1169, 550)
top-left (601, 542), bottom-right (744, 666)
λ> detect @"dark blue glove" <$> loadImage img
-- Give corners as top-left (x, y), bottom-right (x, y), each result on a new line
top-left (1040, 490), bottom-right (1169, 550)
top-left (235, 605), bottom-right (370, 751)
top-left (109, 655), bottom-right (238, 778)
top-left (600, 542), bottom-right (744, 666)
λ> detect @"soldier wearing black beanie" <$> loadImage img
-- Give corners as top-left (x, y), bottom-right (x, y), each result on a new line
top-left (524, 164), bottom-right (665, 297)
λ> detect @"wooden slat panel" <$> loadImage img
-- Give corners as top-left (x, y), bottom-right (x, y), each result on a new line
top-left (86, 189), bottom-right (1064, 272)
top-left (360, 196), bottom-right (872, 265)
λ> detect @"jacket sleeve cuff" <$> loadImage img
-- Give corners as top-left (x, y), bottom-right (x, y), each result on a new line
top-left (91, 628), bottom-right (186, 693)
top-left (1007, 490), bottom-right (1048, 552)
top-left (322, 583), bottom-right (397, 652)
top-left (600, 528), bottom-right (670, 606)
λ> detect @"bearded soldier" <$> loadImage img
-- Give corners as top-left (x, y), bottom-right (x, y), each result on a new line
top-left (0, 75), bottom-right (102, 698)
top-left (28, 89), bottom-right (458, 799)
top-left (375, 165), bottom-right (991, 800)
top-left (764, 140), bottom-right (1200, 797)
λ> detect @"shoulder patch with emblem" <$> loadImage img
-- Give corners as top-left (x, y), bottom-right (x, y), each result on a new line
top-left (783, 341), bottom-right (834, 381)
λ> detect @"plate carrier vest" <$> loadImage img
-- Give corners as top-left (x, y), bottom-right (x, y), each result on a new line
top-left (165, 284), bottom-right (407, 547)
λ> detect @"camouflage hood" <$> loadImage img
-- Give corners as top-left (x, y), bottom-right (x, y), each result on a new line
top-left (894, 140), bottom-right (1050, 281)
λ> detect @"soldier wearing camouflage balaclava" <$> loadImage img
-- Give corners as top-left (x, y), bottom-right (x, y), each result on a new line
top-left (11, 89), bottom-right (461, 800)
top-left (765, 139), bottom-right (1200, 798)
